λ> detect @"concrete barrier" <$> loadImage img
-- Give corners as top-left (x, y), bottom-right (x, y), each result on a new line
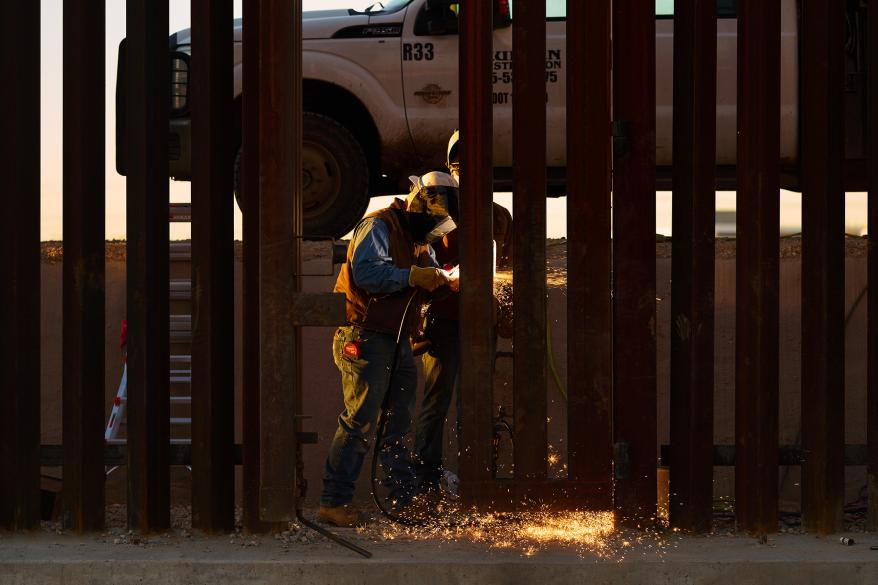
top-left (2, 532), bottom-right (878, 585)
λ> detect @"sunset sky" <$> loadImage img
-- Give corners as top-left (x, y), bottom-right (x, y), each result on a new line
top-left (38, 0), bottom-right (867, 240)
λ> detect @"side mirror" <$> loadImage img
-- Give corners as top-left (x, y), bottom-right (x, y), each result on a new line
top-left (169, 51), bottom-right (190, 116)
top-left (115, 44), bottom-right (190, 176)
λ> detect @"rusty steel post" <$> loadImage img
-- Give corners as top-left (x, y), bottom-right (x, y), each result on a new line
top-left (800, 0), bottom-right (846, 535)
top-left (457, 0), bottom-right (495, 509)
top-left (867, 0), bottom-right (878, 531)
top-left (242, 0), bottom-right (278, 534)
top-left (258, 0), bottom-right (302, 522)
top-left (62, 0), bottom-right (106, 533)
top-left (669, 0), bottom-right (717, 533)
top-left (735, 0), bottom-right (781, 535)
top-left (512, 0), bottom-right (547, 485)
top-left (612, 0), bottom-right (657, 527)
top-left (0, 0), bottom-right (41, 531)
top-left (191, 0), bottom-right (235, 533)
top-left (125, 0), bottom-right (171, 532)
top-left (565, 0), bottom-right (612, 494)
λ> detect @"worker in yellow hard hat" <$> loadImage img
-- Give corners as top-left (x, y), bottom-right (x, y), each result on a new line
top-left (412, 130), bottom-right (513, 498)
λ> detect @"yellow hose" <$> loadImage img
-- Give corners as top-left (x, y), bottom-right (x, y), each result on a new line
top-left (546, 319), bottom-right (568, 401)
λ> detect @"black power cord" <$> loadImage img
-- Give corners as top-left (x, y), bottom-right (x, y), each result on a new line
top-left (296, 508), bottom-right (373, 558)
top-left (370, 289), bottom-right (429, 527)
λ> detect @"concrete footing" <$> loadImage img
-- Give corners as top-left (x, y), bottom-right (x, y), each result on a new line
top-left (4, 560), bottom-right (877, 585)
top-left (3, 532), bottom-right (878, 585)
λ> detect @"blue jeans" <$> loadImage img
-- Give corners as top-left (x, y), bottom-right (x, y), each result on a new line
top-left (414, 319), bottom-right (460, 490)
top-left (320, 325), bottom-right (417, 508)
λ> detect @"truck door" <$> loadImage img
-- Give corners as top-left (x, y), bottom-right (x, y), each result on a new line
top-left (400, 1), bottom-right (478, 170)
top-left (401, 1), bottom-right (567, 175)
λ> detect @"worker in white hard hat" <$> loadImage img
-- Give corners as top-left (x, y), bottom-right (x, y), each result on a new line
top-left (319, 171), bottom-right (460, 527)
top-left (412, 130), bottom-right (513, 498)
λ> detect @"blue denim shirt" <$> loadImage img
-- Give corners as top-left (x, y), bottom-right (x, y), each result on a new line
top-left (350, 216), bottom-right (438, 295)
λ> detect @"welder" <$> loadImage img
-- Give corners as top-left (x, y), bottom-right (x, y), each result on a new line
top-left (412, 131), bottom-right (513, 498)
top-left (319, 171), bottom-right (460, 528)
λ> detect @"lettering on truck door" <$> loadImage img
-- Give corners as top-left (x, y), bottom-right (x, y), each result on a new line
top-left (545, 2), bottom-right (566, 168)
top-left (401, 1), bottom-right (567, 173)
top-left (489, 3), bottom-right (566, 169)
top-left (400, 1), bottom-right (464, 170)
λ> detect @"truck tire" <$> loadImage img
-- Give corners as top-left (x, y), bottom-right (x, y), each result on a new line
top-left (233, 112), bottom-right (371, 238)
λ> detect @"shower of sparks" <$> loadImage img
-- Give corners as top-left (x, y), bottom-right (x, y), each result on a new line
top-left (493, 275), bottom-right (513, 308)
top-left (517, 511), bottom-right (616, 551)
top-left (359, 508), bottom-right (644, 559)
top-left (362, 251), bottom-right (667, 560)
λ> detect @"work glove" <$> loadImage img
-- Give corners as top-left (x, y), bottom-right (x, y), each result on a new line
top-left (409, 266), bottom-right (449, 292)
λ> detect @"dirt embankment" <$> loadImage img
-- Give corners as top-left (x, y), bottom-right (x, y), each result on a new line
top-left (39, 240), bottom-right (334, 264)
top-left (39, 235), bottom-right (870, 265)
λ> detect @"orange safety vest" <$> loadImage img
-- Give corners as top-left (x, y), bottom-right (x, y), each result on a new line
top-left (334, 201), bottom-right (432, 336)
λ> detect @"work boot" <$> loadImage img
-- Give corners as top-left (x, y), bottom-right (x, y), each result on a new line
top-left (318, 504), bottom-right (367, 528)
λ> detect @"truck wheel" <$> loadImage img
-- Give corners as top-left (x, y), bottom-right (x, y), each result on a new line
top-left (233, 112), bottom-right (371, 239)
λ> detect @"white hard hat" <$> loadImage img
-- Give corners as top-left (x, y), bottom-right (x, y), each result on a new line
top-left (408, 170), bottom-right (458, 192)
top-left (405, 171), bottom-right (460, 244)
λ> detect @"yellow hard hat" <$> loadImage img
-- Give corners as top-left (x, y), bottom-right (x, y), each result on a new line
top-left (446, 129), bottom-right (460, 171)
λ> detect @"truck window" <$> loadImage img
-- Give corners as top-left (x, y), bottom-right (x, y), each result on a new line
top-left (420, 1), bottom-right (573, 23)
top-left (656, 0), bottom-right (738, 19)
top-left (547, 0), bottom-right (737, 21)
top-left (414, 2), bottom-right (459, 35)
top-left (716, 0), bottom-right (736, 18)
top-left (414, 0), bottom-right (738, 30)
top-left (546, 0), bottom-right (564, 20)
top-left (503, 1), bottom-right (586, 21)
top-left (656, 0), bottom-right (674, 17)
top-left (419, 0), bottom-right (736, 26)
top-left (414, 1), bottom-right (515, 36)
top-left (357, 0), bottom-right (413, 14)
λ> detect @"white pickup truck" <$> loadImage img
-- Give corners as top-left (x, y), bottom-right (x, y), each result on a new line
top-left (116, 0), bottom-right (871, 237)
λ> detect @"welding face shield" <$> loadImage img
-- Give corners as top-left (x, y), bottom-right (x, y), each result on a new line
top-left (406, 171), bottom-right (460, 244)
